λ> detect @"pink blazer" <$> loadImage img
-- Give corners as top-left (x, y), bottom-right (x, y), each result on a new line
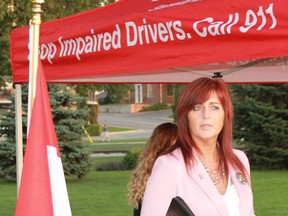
top-left (141, 148), bottom-right (255, 216)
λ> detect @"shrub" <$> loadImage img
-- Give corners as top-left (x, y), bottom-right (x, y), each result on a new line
top-left (85, 124), bottom-right (101, 136)
top-left (96, 161), bottom-right (125, 171)
top-left (140, 103), bottom-right (169, 112)
top-left (0, 142), bottom-right (17, 181)
top-left (121, 148), bottom-right (142, 170)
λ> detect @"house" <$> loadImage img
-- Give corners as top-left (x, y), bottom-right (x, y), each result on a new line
top-left (98, 84), bottom-right (175, 113)
top-left (130, 84), bottom-right (174, 104)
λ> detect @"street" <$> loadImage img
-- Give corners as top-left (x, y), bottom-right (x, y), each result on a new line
top-left (97, 109), bottom-right (174, 140)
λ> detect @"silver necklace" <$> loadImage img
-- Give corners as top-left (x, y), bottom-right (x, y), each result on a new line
top-left (202, 160), bottom-right (225, 185)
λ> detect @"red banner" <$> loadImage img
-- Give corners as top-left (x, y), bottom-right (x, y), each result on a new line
top-left (10, 0), bottom-right (288, 83)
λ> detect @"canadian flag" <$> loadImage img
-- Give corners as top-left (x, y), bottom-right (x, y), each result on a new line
top-left (15, 59), bottom-right (72, 216)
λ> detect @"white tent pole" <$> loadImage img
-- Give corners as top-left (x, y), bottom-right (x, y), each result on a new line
top-left (15, 84), bottom-right (23, 195)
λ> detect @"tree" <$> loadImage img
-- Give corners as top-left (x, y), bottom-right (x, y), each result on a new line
top-left (74, 83), bottom-right (132, 125)
top-left (0, 84), bottom-right (91, 180)
top-left (0, 85), bottom-right (28, 180)
top-left (231, 84), bottom-right (288, 169)
top-left (172, 84), bottom-right (186, 122)
top-left (49, 84), bottom-right (91, 179)
top-left (0, 1), bottom-right (21, 87)
top-left (100, 84), bottom-right (133, 104)
top-left (75, 84), bottom-right (133, 104)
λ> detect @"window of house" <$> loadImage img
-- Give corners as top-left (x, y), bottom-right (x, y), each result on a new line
top-left (147, 84), bottom-right (154, 98)
top-left (167, 84), bottom-right (174, 96)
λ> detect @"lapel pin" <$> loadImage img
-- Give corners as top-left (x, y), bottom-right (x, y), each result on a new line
top-left (236, 172), bottom-right (246, 184)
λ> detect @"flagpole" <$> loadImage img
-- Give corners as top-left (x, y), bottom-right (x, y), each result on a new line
top-left (27, 0), bottom-right (44, 131)
top-left (17, 0), bottom-right (44, 194)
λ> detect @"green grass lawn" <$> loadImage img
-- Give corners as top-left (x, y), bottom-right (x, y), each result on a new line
top-left (108, 126), bottom-right (135, 133)
top-left (67, 171), bottom-right (132, 216)
top-left (0, 180), bottom-right (17, 216)
top-left (0, 171), bottom-right (132, 216)
top-left (252, 170), bottom-right (288, 215)
top-left (1, 170), bottom-right (287, 216)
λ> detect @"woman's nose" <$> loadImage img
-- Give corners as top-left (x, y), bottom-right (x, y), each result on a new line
top-left (203, 108), bottom-right (210, 119)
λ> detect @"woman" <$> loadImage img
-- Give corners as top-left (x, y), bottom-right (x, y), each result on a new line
top-left (141, 77), bottom-right (255, 216)
top-left (128, 122), bottom-right (178, 216)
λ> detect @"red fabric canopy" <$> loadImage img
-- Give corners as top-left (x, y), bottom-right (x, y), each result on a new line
top-left (10, 0), bottom-right (288, 84)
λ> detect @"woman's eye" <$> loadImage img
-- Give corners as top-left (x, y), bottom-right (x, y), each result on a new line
top-left (211, 106), bottom-right (219, 110)
top-left (192, 106), bottom-right (201, 111)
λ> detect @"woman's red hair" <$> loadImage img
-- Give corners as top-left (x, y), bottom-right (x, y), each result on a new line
top-left (176, 77), bottom-right (247, 178)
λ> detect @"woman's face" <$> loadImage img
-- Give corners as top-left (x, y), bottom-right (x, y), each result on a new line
top-left (187, 92), bottom-right (224, 143)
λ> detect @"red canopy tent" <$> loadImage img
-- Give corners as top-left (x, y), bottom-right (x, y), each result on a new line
top-left (10, 0), bottom-right (288, 84)
top-left (9, 0), bottom-right (288, 201)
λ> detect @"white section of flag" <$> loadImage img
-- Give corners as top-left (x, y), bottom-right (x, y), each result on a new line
top-left (47, 145), bottom-right (72, 216)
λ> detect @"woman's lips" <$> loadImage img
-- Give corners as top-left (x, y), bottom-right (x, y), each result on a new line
top-left (201, 124), bottom-right (212, 129)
